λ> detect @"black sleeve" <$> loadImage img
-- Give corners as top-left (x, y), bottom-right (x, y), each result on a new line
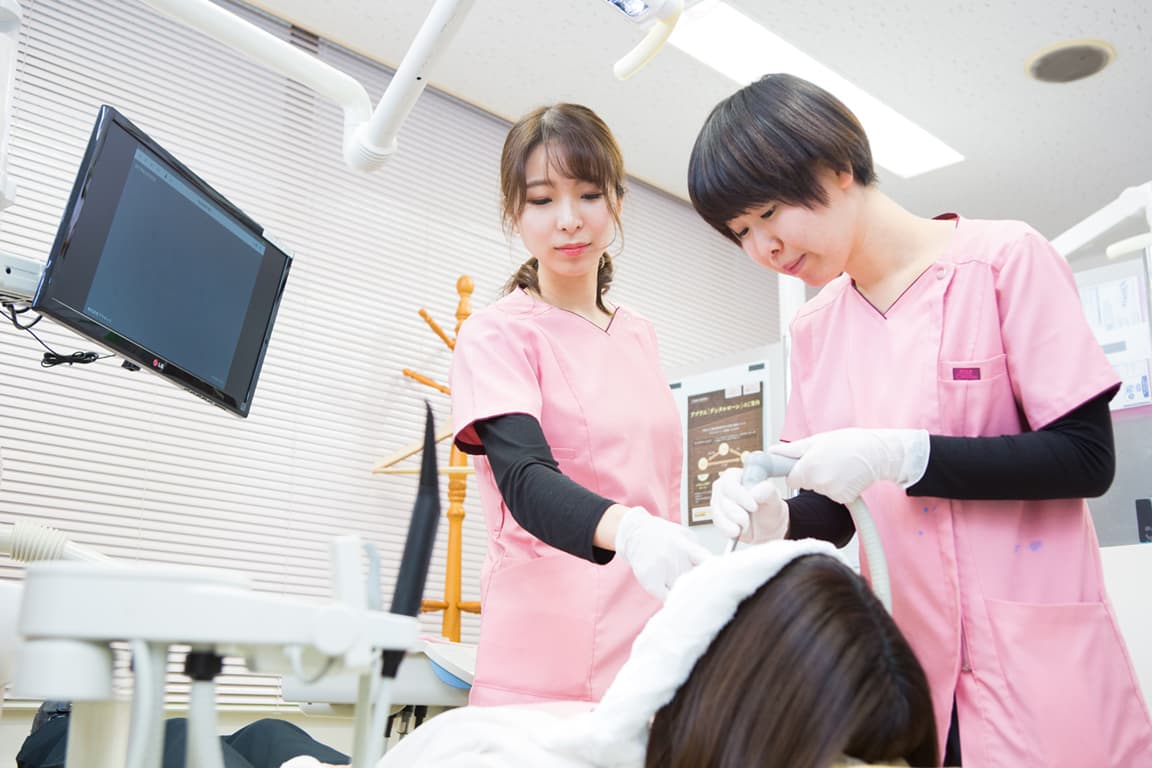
top-left (470, 414), bottom-right (616, 564)
top-left (909, 391), bottom-right (1115, 499)
top-left (785, 490), bottom-right (855, 547)
top-left (780, 391), bottom-right (1115, 548)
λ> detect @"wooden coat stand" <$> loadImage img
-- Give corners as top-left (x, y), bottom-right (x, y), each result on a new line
top-left (372, 276), bottom-right (480, 642)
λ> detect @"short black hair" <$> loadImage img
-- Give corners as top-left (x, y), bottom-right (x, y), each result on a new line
top-left (688, 73), bottom-right (877, 245)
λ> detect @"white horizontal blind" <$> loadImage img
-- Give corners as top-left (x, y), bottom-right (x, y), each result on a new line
top-left (0, 0), bottom-right (779, 709)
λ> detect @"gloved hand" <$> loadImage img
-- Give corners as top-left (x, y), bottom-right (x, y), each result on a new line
top-left (615, 506), bottom-right (712, 601)
top-left (769, 428), bottom-right (930, 504)
top-left (709, 467), bottom-right (789, 543)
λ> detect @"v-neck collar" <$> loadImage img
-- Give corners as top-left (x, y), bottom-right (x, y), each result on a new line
top-left (850, 213), bottom-right (962, 319)
top-left (515, 288), bottom-right (620, 334)
top-left (852, 264), bottom-right (936, 318)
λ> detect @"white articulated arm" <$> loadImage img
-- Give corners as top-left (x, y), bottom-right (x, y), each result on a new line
top-left (138, 0), bottom-right (475, 171)
top-left (1052, 181), bottom-right (1152, 259)
top-left (612, 0), bottom-right (684, 81)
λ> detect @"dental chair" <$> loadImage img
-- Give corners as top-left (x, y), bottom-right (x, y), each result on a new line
top-left (2, 407), bottom-right (445, 768)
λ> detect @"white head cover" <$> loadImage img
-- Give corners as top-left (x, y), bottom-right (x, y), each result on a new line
top-left (543, 537), bottom-right (845, 766)
top-left (374, 538), bottom-right (846, 768)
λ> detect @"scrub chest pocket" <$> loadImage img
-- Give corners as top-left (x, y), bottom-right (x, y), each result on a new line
top-left (937, 354), bottom-right (1020, 436)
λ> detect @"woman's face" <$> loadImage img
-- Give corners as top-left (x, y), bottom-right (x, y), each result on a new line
top-left (724, 168), bottom-right (856, 287)
top-left (514, 143), bottom-right (616, 286)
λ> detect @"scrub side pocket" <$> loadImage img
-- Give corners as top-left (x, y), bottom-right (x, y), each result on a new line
top-left (983, 597), bottom-right (1150, 766)
top-left (471, 553), bottom-right (598, 701)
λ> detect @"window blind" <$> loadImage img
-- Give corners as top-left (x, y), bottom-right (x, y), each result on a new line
top-left (0, 0), bottom-right (779, 709)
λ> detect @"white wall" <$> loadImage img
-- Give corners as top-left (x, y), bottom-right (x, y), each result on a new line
top-left (1102, 544), bottom-right (1152, 703)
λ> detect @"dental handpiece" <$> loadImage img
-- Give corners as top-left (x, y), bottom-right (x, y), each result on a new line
top-left (741, 450), bottom-right (798, 486)
top-left (725, 451), bottom-right (798, 552)
top-left (739, 451), bottom-right (893, 612)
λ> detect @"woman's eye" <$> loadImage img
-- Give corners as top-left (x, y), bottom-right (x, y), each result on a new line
top-left (760, 207), bottom-right (776, 220)
top-left (527, 197), bottom-right (551, 206)
top-left (733, 227), bottom-right (749, 240)
top-left (582, 192), bottom-right (604, 201)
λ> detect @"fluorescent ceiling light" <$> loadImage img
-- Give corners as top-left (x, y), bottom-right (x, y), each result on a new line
top-left (669, 1), bottom-right (964, 178)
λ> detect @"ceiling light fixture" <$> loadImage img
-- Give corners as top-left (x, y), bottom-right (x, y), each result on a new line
top-left (668, 1), bottom-right (964, 178)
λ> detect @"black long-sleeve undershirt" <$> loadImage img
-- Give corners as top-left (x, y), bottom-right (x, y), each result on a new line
top-left (786, 391), bottom-right (1117, 546)
top-left (464, 414), bottom-right (616, 564)
top-left (463, 391), bottom-right (1115, 555)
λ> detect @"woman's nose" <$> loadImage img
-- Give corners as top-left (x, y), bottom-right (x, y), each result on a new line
top-left (747, 228), bottom-right (781, 264)
top-left (556, 199), bottom-right (581, 231)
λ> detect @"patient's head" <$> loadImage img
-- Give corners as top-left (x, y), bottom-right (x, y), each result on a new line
top-left (646, 554), bottom-right (937, 768)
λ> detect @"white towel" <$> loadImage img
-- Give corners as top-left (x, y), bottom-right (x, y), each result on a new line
top-left (376, 538), bottom-right (844, 767)
top-left (544, 538), bottom-right (843, 766)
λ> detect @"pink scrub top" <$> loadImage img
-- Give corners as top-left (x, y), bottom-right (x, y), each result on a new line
top-left (782, 216), bottom-right (1152, 767)
top-left (451, 288), bottom-right (683, 706)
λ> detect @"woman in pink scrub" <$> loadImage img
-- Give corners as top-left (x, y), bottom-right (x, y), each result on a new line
top-left (450, 104), bottom-right (709, 707)
top-left (690, 74), bottom-right (1152, 767)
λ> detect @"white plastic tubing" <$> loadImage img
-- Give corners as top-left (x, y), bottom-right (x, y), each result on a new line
top-left (139, 0), bottom-right (475, 171)
top-left (0, 519), bottom-right (111, 562)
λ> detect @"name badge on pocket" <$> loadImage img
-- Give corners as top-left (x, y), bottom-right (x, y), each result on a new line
top-left (953, 367), bottom-right (981, 381)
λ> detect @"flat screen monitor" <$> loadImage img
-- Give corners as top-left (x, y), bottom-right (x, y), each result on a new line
top-left (33, 106), bottom-right (292, 417)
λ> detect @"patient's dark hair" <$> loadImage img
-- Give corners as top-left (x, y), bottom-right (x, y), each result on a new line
top-left (646, 554), bottom-right (938, 768)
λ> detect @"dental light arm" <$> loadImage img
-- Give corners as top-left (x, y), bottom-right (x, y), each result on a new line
top-left (610, 0), bottom-right (684, 81)
top-left (1052, 181), bottom-right (1152, 260)
top-left (138, 0), bottom-right (474, 171)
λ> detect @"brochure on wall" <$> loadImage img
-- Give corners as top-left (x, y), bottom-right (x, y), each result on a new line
top-left (1075, 257), bottom-right (1152, 410)
top-left (684, 382), bottom-right (765, 526)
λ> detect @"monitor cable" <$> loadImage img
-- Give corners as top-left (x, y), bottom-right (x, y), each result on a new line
top-left (1, 301), bottom-right (113, 367)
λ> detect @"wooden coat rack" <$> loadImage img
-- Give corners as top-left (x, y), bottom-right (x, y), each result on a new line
top-left (372, 275), bottom-right (480, 642)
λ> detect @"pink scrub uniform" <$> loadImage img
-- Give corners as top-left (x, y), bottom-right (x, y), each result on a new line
top-left (782, 216), bottom-right (1152, 767)
top-left (451, 288), bottom-right (683, 706)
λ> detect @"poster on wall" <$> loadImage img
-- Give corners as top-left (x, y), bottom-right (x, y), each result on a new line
top-left (685, 383), bottom-right (765, 525)
top-left (1075, 257), bottom-right (1152, 410)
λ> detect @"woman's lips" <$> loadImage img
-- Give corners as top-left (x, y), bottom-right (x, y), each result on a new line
top-left (557, 243), bottom-right (590, 256)
top-left (781, 254), bottom-right (806, 275)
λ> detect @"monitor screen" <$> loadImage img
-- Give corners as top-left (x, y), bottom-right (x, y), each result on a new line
top-left (33, 106), bottom-right (291, 417)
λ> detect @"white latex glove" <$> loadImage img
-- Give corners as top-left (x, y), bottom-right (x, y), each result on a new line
top-left (770, 428), bottom-right (930, 504)
top-left (615, 506), bottom-right (712, 601)
top-left (709, 467), bottom-right (789, 543)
